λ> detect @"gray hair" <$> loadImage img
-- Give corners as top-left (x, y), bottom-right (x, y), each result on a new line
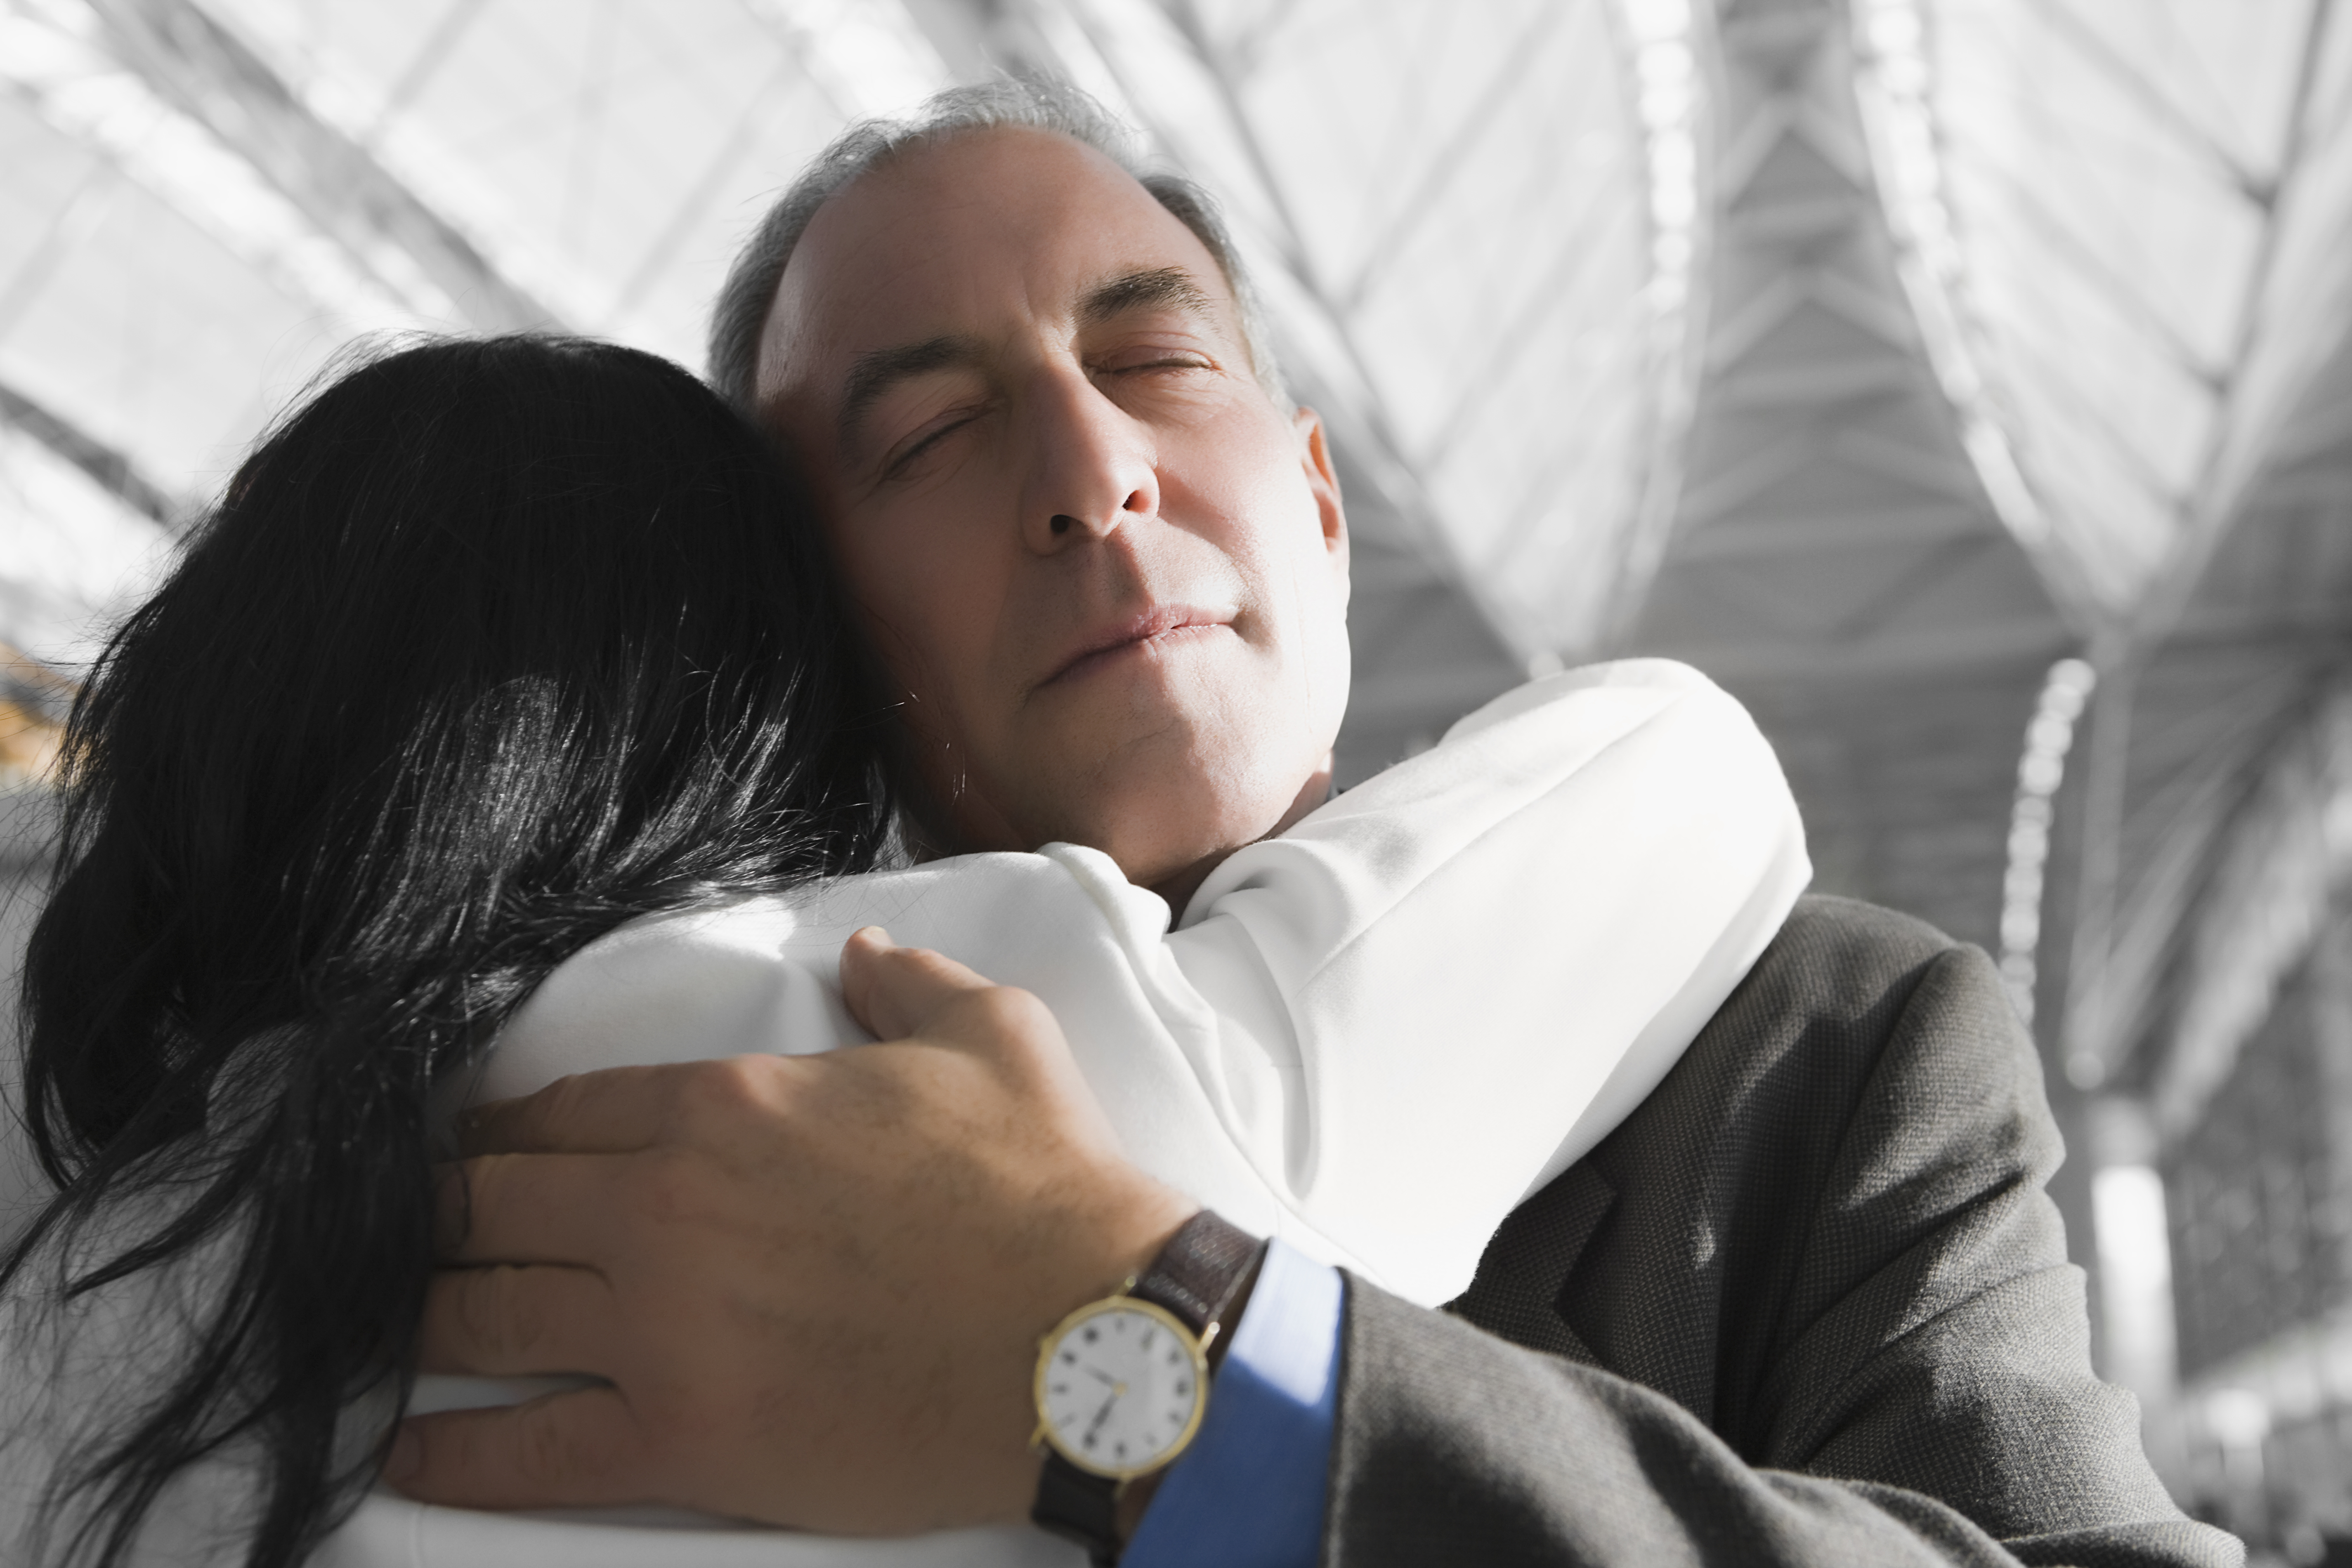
top-left (706, 78), bottom-right (1286, 415)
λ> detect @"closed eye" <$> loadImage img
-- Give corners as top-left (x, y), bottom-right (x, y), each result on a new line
top-left (881, 409), bottom-right (984, 479)
top-left (1101, 354), bottom-right (1214, 376)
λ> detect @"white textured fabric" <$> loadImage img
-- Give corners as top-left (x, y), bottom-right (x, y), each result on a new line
top-left (10, 660), bottom-right (1810, 1567)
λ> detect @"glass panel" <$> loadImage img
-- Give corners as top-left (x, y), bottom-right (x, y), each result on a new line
top-left (1857, 0), bottom-right (2352, 623)
top-left (0, 0), bottom-right (940, 673)
top-left (203, 0), bottom-right (949, 363)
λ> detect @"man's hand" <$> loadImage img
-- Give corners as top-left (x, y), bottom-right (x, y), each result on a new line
top-left (387, 927), bottom-right (1197, 1533)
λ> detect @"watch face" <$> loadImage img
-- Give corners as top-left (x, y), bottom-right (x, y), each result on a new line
top-left (1034, 1297), bottom-right (1209, 1478)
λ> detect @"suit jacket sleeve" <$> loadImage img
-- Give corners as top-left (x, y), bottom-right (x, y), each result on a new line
top-left (1321, 897), bottom-right (2240, 1568)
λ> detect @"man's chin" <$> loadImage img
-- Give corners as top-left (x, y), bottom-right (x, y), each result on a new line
top-left (977, 696), bottom-right (1337, 896)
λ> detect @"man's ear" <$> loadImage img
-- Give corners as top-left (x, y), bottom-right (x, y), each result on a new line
top-left (1294, 406), bottom-right (1351, 588)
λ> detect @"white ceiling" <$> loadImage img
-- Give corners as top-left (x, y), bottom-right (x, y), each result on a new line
top-left (3, 0), bottom-right (2350, 1096)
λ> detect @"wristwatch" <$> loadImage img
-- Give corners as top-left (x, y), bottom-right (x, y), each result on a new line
top-left (1029, 1210), bottom-right (1264, 1565)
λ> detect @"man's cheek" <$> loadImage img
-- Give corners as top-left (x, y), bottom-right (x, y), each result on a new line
top-left (852, 542), bottom-right (972, 672)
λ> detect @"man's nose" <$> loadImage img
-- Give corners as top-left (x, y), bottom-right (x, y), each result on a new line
top-left (1019, 369), bottom-right (1158, 553)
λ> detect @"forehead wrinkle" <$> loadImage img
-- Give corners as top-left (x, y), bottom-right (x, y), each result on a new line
top-left (836, 334), bottom-right (987, 453)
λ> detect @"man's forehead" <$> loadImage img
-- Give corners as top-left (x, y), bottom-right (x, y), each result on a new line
top-left (755, 127), bottom-right (1236, 408)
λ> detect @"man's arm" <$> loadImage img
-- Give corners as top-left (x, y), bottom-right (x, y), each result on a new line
top-left (1332, 1282), bottom-right (2224, 1567)
top-left (388, 928), bottom-right (1199, 1533)
top-left (1325, 909), bottom-right (2239, 1567)
top-left (390, 911), bottom-right (2236, 1566)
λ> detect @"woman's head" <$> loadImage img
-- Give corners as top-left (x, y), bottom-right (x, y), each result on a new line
top-left (35, 333), bottom-right (889, 1160)
top-left (12, 335), bottom-right (890, 1567)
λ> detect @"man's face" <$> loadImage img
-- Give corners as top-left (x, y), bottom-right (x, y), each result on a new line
top-left (758, 127), bottom-right (1351, 903)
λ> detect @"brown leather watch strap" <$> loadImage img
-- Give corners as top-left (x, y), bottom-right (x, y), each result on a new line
top-left (1127, 1209), bottom-right (1262, 1346)
top-left (1032, 1457), bottom-right (1122, 1566)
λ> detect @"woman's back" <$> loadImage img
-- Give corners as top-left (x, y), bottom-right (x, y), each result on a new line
top-left (4, 336), bottom-right (893, 1568)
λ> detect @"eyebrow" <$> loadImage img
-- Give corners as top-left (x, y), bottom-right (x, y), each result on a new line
top-left (1078, 266), bottom-right (1217, 330)
top-left (836, 335), bottom-right (985, 453)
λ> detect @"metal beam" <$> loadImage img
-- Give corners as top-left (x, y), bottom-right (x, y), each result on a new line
top-left (1648, 616), bottom-right (2074, 685)
top-left (2143, 679), bottom-right (2352, 1144)
top-left (0, 380), bottom-right (183, 529)
top-left (2061, 218), bottom-right (2352, 1099)
top-left (84, 0), bottom-right (557, 332)
top-left (1629, 0), bottom-right (2070, 980)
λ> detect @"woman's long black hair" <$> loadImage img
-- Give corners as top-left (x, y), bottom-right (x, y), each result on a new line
top-left (3, 335), bottom-right (894, 1567)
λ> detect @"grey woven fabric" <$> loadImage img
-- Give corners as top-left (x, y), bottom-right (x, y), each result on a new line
top-left (1325, 895), bottom-right (2241, 1568)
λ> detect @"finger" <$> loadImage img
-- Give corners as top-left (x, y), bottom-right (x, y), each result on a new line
top-left (838, 925), bottom-right (997, 1041)
top-left (385, 1386), bottom-right (652, 1511)
top-left (416, 1262), bottom-right (619, 1377)
top-left (459, 1063), bottom-right (682, 1156)
top-left (434, 1152), bottom-right (633, 1264)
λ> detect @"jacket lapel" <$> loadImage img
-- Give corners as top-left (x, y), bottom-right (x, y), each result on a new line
top-left (1444, 1162), bottom-right (1617, 1366)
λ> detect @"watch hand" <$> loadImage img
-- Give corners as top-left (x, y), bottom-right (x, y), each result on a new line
top-left (1086, 1367), bottom-right (1117, 1388)
top-left (1085, 1391), bottom-right (1118, 1441)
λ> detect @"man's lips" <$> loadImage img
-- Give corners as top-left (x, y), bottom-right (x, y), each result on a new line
top-left (1040, 605), bottom-right (1234, 687)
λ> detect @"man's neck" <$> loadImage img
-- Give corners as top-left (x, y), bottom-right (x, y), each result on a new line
top-left (1146, 761), bottom-right (1336, 917)
top-left (905, 756), bottom-right (1340, 917)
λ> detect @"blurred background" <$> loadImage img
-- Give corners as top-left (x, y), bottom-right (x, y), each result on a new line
top-left (1, 0), bottom-right (2348, 1556)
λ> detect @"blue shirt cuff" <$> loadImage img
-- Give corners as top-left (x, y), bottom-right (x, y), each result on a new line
top-left (1122, 1238), bottom-right (1343, 1568)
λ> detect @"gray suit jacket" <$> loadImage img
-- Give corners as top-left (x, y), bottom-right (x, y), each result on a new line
top-left (1326, 895), bottom-right (2241, 1566)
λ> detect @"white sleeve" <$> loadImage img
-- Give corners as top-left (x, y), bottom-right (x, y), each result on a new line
top-left (1163, 659), bottom-right (1810, 1307)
